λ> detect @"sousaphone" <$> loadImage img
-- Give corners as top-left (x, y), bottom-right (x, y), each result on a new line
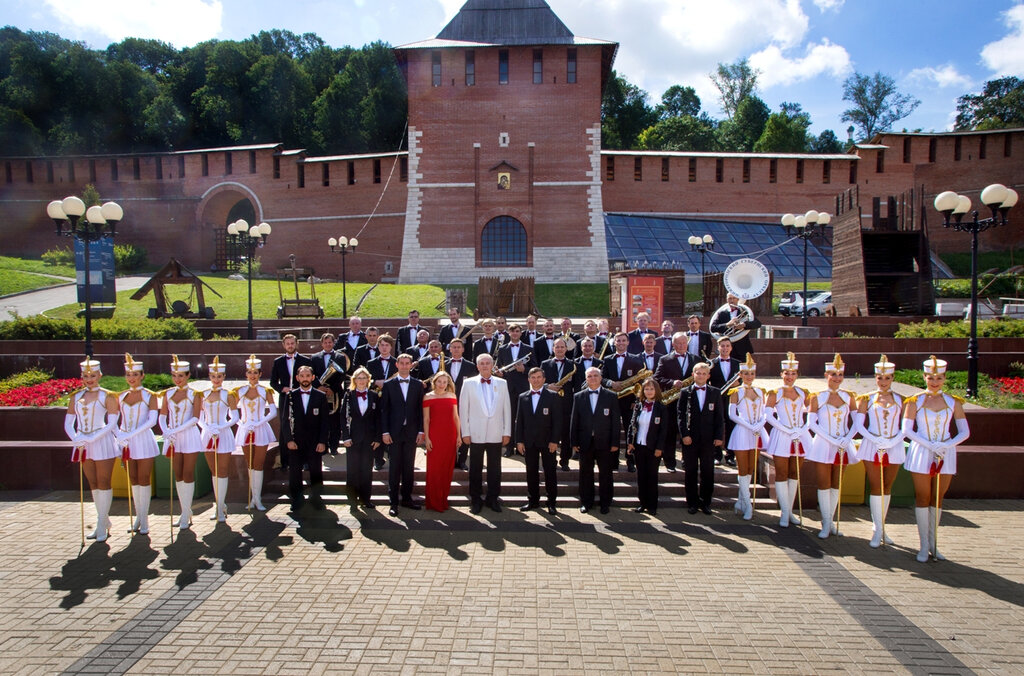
top-left (714, 258), bottom-right (770, 342)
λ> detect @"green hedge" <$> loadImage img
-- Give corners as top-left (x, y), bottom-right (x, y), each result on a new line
top-left (893, 369), bottom-right (994, 390)
top-left (0, 316), bottom-right (200, 340)
top-left (934, 275), bottom-right (1023, 298)
top-left (894, 318), bottom-right (1024, 338)
top-left (0, 368), bottom-right (54, 393)
top-left (40, 244), bottom-right (147, 273)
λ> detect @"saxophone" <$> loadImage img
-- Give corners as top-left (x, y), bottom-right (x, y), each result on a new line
top-left (548, 364), bottom-right (577, 397)
top-left (659, 374), bottom-right (694, 404)
top-left (615, 368), bottom-right (653, 399)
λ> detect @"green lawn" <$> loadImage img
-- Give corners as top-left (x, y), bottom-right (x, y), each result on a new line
top-left (0, 270), bottom-right (71, 296)
top-left (0, 255), bottom-right (76, 279)
top-left (940, 250), bottom-right (1022, 276)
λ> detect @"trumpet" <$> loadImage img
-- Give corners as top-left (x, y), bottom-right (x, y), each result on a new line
top-left (547, 364), bottom-right (577, 397)
top-left (614, 368), bottom-right (652, 399)
top-left (659, 375), bottom-right (694, 404)
top-left (495, 354), bottom-right (531, 376)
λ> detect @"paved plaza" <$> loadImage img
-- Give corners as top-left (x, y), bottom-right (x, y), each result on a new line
top-left (0, 487), bottom-right (1021, 675)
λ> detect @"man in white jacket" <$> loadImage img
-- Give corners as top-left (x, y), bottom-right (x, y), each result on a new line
top-left (459, 354), bottom-right (511, 514)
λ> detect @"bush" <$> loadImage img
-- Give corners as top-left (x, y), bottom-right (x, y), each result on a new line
top-left (1009, 361), bottom-right (1024, 378)
top-left (894, 318), bottom-right (1024, 338)
top-left (0, 368), bottom-right (54, 393)
top-left (893, 368), bottom-right (995, 391)
top-left (114, 243), bottom-right (147, 272)
top-left (97, 373), bottom-right (175, 391)
top-left (41, 246), bottom-right (74, 267)
top-left (934, 275), bottom-right (1022, 299)
top-left (0, 316), bottom-right (200, 340)
top-left (210, 333), bottom-right (240, 340)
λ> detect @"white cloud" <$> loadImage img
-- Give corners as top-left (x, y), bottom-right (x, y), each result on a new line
top-left (42, 0), bottom-right (222, 47)
top-left (438, 0), bottom-right (464, 24)
top-left (812, 0), bottom-right (844, 11)
top-left (906, 64), bottom-right (971, 89)
top-left (750, 39), bottom-right (851, 87)
top-left (980, 3), bottom-right (1024, 76)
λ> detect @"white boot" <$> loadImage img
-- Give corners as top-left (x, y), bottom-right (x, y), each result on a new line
top-left (817, 489), bottom-right (832, 539)
top-left (734, 475), bottom-right (747, 515)
top-left (135, 485), bottom-right (151, 535)
top-left (739, 475), bottom-right (753, 520)
top-left (881, 494), bottom-right (894, 545)
top-left (251, 470), bottom-right (266, 511)
top-left (787, 478), bottom-right (801, 525)
top-left (868, 495), bottom-right (884, 548)
top-left (177, 481), bottom-right (194, 529)
top-left (915, 507), bottom-right (930, 562)
top-left (929, 506), bottom-right (945, 560)
top-left (88, 489), bottom-right (112, 542)
top-left (775, 481), bottom-right (790, 527)
top-left (131, 485), bottom-right (142, 533)
top-left (830, 487), bottom-right (841, 535)
top-left (215, 476), bottom-right (229, 521)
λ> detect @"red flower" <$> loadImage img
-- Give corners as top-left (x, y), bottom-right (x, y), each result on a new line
top-left (0, 378), bottom-right (83, 407)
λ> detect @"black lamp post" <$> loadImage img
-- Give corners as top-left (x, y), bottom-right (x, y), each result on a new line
top-left (781, 209), bottom-right (831, 327)
top-left (688, 234), bottom-right (714, 306)
top-left (47, 196), bottom-right (121, 357)
top-left (227, 219), bottom-right (271, 340)
top-left (328, 235), bottom-right (358, 318)
top-left (934, 184), bottom-right (1018, 398)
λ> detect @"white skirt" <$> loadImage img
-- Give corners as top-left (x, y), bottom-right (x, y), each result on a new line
top-left (166, 428), bottom-right (203, 454)
top-left (728, 425), bottom-right (770, 451)
top-left (72, 432), bottom-right (118, 462)
top-left (125, 430), bottom-right (161, 460)
top-left (201, 426), bottom-right (236, 454)
top-left (904, 441), bottom-right (957, 475)
top-left (855, 438), bottom-right (907, 465)
top-left (806, 435), bottom-right (859, 465)
top-left (234, 422), bottom-right (276, 450)
top-left (766, 429), bottom-right (812, 458)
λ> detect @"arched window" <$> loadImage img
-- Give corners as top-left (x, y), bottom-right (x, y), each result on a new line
top-left (481, 216), bottom-right (527, 267)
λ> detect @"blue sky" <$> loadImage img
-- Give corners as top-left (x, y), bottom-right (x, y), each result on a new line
top-left (3, 0), bottom-right (1023, 138)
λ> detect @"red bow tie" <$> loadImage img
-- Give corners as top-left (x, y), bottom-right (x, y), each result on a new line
top-left (481, 378), bottom-right (491, 385)
top-left (696, 386), bottom-right (706, 391)
top-left (532, 390), bottom-right (542, 396)
top-left (643, 402), bottom-right (653, 411)
top-left (355, 391), bottom-right (367, 399)
top-left (555, 359), bottom-right (564, 363)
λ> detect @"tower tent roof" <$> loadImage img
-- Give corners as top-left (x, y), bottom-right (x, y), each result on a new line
top-left (437, 0), bottom-right (576, 45)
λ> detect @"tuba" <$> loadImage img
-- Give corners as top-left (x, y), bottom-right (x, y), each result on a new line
top-left (714, 257), bottom-right (769, 342)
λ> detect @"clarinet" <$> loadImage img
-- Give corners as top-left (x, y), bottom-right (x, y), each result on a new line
top-left (287, 390), bottom-right (295, 443)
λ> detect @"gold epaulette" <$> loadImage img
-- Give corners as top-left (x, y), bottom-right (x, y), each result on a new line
top-left (229, 386), bottom-right (240, 398)
top-left (727, 387), bottom-right (740, 398)
top-left (949, 393), bottom-right (966, 405)
top-left (906, 392), bottom-right (924, 406)
top-left (856, 392), bottom-right (872, 405)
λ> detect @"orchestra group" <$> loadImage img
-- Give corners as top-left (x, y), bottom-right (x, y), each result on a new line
top-left (65, 303), bottom-right (968, 563)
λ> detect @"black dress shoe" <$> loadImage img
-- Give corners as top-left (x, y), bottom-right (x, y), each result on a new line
top-left (559, 463), bottom-right (570, 471)
top-left (388, 506), bottom-right (399, 516)
top-left (547, 505), bottom-right (557, 515)
top-left (363, 501), bottom-right (376, 510)
top-left (329, 448), bottom-right (338, 455)
top-left (456, 462), bottom-right (469, 471)
top-left (714, 458), bottom-right (722, 466)
top-left (627, 462), bottom-right (636, 473)
top-left (687, 506), bottom-right (699, 514)
top-left (666, 466), bottom-right (677, 473)
top-left (374, 462), bottom-right (386, 471)
top-left (490, 501), bottom-right (502, 513)
top-left (310, 498), bottom-right (326, 511)
top-left (502, 448), bottom-right (515, 457)
top-left (470, 502), bottom-right (483, 515)
top-left (571, 452), bottom-right (580, 461)
top-left (648, 509), bottom-right (657, 516)
top-left (634, 506), bottom-right (646, 513)
top-left (579, 505), bottom-right (589, 514)
top-left (401, 501), bottom-right (422, 510)
top-left (701, 505), bottom-right (712, 515)
top-left (600, 506), bottom-right (610, 514)
top-left (726, 457), bottom-right (737, 467)
top-left (520, 502), bottom-right (539, 512)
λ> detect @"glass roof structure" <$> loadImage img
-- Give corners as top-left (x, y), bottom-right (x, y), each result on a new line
top-left (604, 214), bottom-right (833, 282)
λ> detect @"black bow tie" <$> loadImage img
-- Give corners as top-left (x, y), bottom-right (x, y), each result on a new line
top-left (589, 390), bottom-right (600, 396)
top-left (398, 379), bottom-right (409, 384)
top-left (688, 332), bottom-right (697, 336)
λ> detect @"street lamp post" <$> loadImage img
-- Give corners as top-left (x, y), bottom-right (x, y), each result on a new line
top-left (781, 209), bottom-right (831, 327)
top-left (688, 234), bottom-right (714, 307)
top-left (226, 219), bottom-right (271, 340)
top-left (47, 196), bottom-right (122, 357)
top-left (934, 184), bottom-right (1017, 398)
top-left (328, 236), bottom-right (358, 318)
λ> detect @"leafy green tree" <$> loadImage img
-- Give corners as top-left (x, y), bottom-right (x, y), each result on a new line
top-left (716, 95), bottom-right (769, 151)
top-left (809, 129), bottom-right (844, 153)
top-left (245, 53), bottom-right (315, 146)
top-left (105, 38), bottom-right (177, 75)
top-left (637, 114), bottom-right (718, 151)
top-left (954, 76), bottom-right (1024, 130)
top-left (658, 84), bottom-right (701, 119)
top-left (191, 40), bottom-right (259, 143)
top-left (601, 70), bottom-right (657, 149)
top-left (710, 58), bottom-right (759, 119)
top-left (841, 71), bottom-right (920, 140)
top-left (754, 102), bottom-right (811, 152)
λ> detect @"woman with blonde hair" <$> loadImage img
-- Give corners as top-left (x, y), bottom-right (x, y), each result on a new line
top-left (160, 356), bottom-right (203, 529)
top-left (340, 367), bottom-right (381, 508)
top-left (423, 369), bottom-right (459, 512)
top-left (234, 355), bottom-right (277, 511)
top-left (765, 353), bottom-right (812, 528)
top-left (727, 354), bottom-right (769, 520)
top-left (116, 354), bottom-right (160, 534)
top-left (199, 357), bottom-right (238, 522)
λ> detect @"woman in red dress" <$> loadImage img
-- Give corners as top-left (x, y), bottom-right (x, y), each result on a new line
top-left (423, 371), bottom-right (460, 511)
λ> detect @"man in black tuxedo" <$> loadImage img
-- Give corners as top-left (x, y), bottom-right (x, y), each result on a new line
top-left (405, 329), bottom-right (431, 361)
top-left (570, 367), bottom-right (621, 514)
top-left (413, 339), bottom-right (445, 382)
top-left (602, 332), bottom-right (644, 472)
top-left (516, 368), bottom-right (562, 514)
top-left (522, 314), bottom-right (540, 347)
top-left (573, 337), bottom-right (601, 391)
top-left (270, 333), bottom-right (313, 468)
top-left (654, 320), bottom-right (675, 356)
top-left (710, 293), bottom-right (762, 362)
top-left (397, 309), bottom-right (425, 354)
top-left (557, 317), bottom-right (580, 351)
top-left (684, 314), bottom-right (715, 361)
top-left (354, 326), bottom-right (380, 367)
top-left (627, 312), bottom-right (657, 354)
top-left (280, 365), bottom-right (330, 512)
top-left (578, 320), bottom-right (607, 360)
top-left (494, 316), bottom-right (511, 345)
top-left (541, 338), bottom-right (575, 470)
top-left (709, 336), bottom-right (742, 467)
top-left (366, 334), bottom-right (398, 470)
top-left (447, 338), bottom-right (478, 471)
top-left (334, 316), bottom-right (367, 366)
top-left (637, 333), bottom-right (661, 374)
top-left (496, 323), bottom-right (533, 456)
top-left (379, 353), bottom-right (425, 516)
top-left (531, 318), bottom-right (558, 364)
top-left (311, 332), bottom-right (346, 455)
top-left (472, 318), bottom-right (502, 360)
top-left (653, 332), bottom-right (699, 473)
top-left (678, 362), bottom-right (725, 515)
top-left (438, 308), bottom-right (474, 353)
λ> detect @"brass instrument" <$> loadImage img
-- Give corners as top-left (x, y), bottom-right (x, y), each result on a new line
top-left (615, 368), bottom-right (652, 399)
top-left (659, 374), bottom-right (694, 405)
top-left (714, 257), bottom-right (769, 342)
top-left (319, 355), bottom-right (349, 414)
top-left (547, 364), bottom-right (577, 397)
top-left (722, 369), bottom-right (743, 394)
top-left (424, 353), bottom-right (446, 387)
top-left (372, 372), bottom-right (399, 395)
top-left (495, 354), bottom-right (531, 376)
top-left (714, 302), bottom-right (755, 341)
top-left (596, 334), bottom-right (610, 360)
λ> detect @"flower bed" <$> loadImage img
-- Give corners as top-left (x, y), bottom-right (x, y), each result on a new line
top-left (997, 377), bottom-right (1024, 397)
top-left (0, 379), bottom-right (81, 407)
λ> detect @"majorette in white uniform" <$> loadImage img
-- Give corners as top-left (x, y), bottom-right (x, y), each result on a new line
top-left (727, 353), bottom-right (769, 520)
top-left (807, 354), bottom-right (859, 539)
top-left (902, 356), bottom-right (970, 563)
top-left (116, 353), bottom-right (159, 534)
top-left (765, 352), bottom-right (810, 527)
top-left (159, 355), bottom-right (202, 529)
top-left (64, 359), bottom-right (118, 541)
top-left (235, 355), bottom-right (277, 511)
top-left (199, 356), bottom-right (237, 522)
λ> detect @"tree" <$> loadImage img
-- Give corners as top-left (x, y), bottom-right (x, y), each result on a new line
top-left (841, 71), bottom-right (920, 141)
top-left (754, 102), bottom-right (811, 153)
top-left (658, 84), bottom-right (701, 119)
top-left (637, 114), bottom-right (718, 151)
top-left (716, 95), bottom-right (769, 151)
top-left (710, 58), bottom-right (759, 119)
top-left (954, 76), bottom-right (1024, 130)
top-left (601, 70), bottom-right (657, 149)
top-left (106, 38), bottom-right (177, 75)
top-left (809, 129), bottom-right (844, 154)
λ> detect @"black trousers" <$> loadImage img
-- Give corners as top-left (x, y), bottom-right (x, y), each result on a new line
top-left (456, 442), bottom-right (469, 467)
top-left (578, 440), bottom-right (615, 509)
top-left (346, 439), bottom-right (373, 503)
top-left (524, 443), bottom-right (558, 506)
top-left (558, 411), bottom-right (573, 468)
top-left (662, 402), bottom-right (679, 470)
top-left (288, 445), bottom-right (324, 507)
top-left (469, 442), bottom-right (502, 506)
top-left (387, 437), bottom-right (417, 506)
top-left (326, 407), bottom-right (341, 452)
top-left (634, 444), bottom-right (660, 511)
top-left (683, 441), bottom-right (716, 507)
top-left (616, 396), bottom-right (634, 467)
